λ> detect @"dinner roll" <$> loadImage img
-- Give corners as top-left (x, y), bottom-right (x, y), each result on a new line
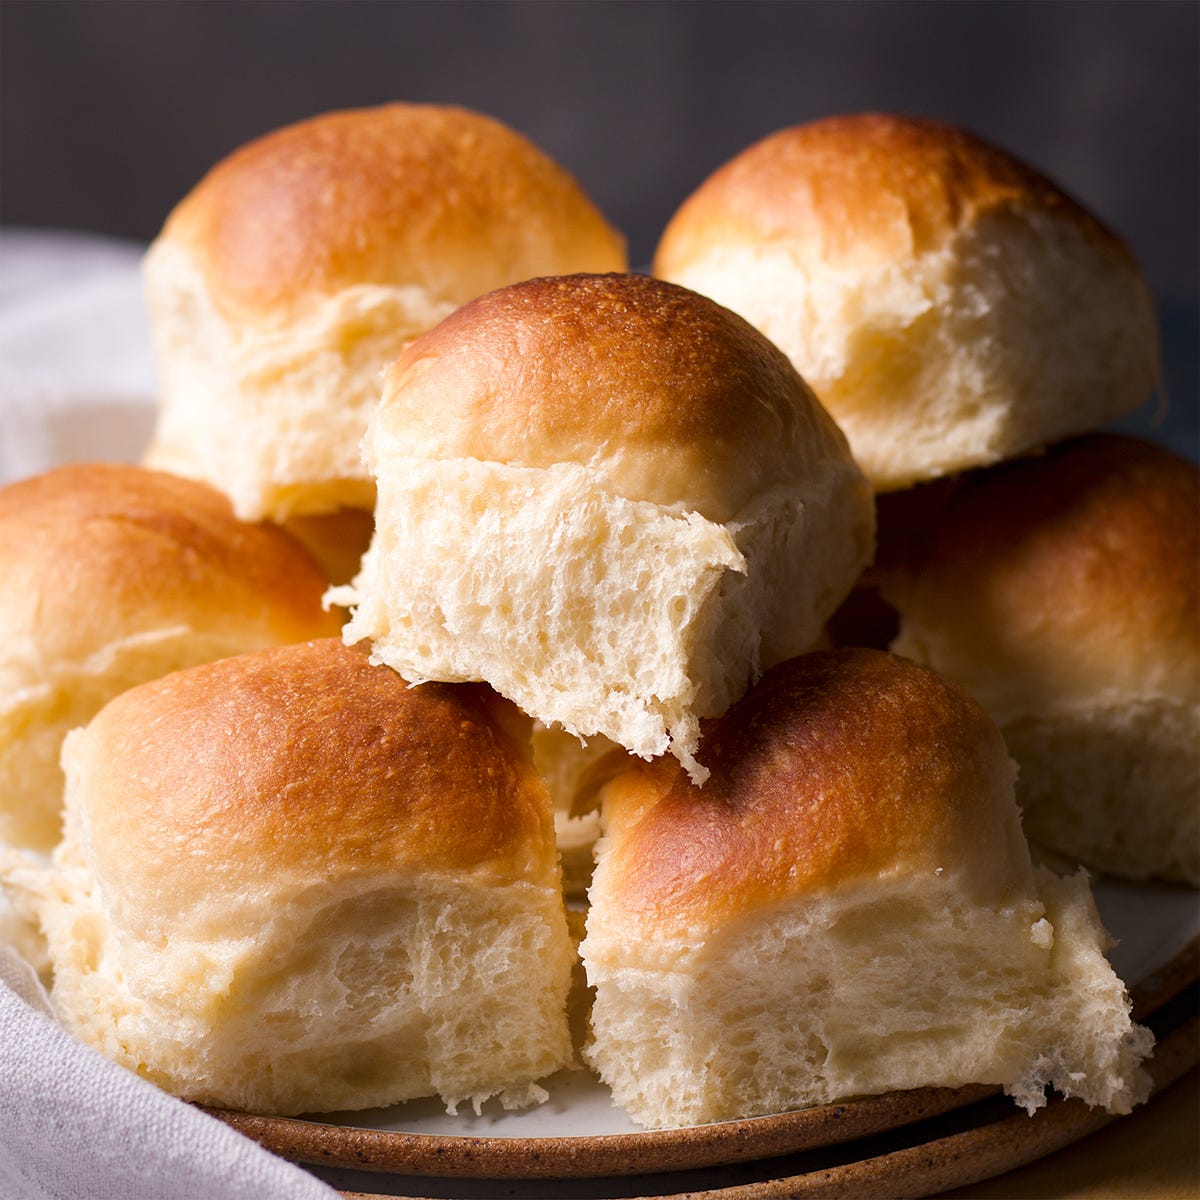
top-left (142, 102), bottom-right (628, 521)
top-left (0, 463), bottom-right (342, 854)
top-left (880, 434), bottom-right (1199, 884)
top-left (654, 113), bottom-right (1159, 491)
top-left (332, 273), bottom-right (875, 782)
top-left (580, 649), bottom-right (1152, 1129)
top-left (8, 639), bottom-right (574, 1116)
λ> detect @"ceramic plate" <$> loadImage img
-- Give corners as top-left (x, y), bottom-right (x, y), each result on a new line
top-left (201, 879), bottom-right (1198, 1180)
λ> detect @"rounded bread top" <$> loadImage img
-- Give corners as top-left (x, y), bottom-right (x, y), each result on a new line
top-left (157, 102), bottom-right (627, 327)
top-left (594, 649), bottom-right (1029, 937)
top-left (0, 463), bottom-right (341, 672)
top-left (372, 272), bottom-right (861, 523)
top-left (69, 639), bottom-right (558, 930)
top-left (654, 112), bottom-right (1130, 275)
top-left (886, 434), bottom-right (1200, 706)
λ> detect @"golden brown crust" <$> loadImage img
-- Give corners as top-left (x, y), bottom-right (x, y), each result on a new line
top-left (161, 103), bottom-right (627, 325)
top-left (0, 463), bottom-right (342, 666)
top-left (597, 649), bottom-right (1025, 932)
top-left (74, 639), bottom-right (557, 913)
top-left (654, 112), bottom-right (1126, 275)
top-left (886, 434), bottom-right (1200, 701)
top-left (375, 272), bottom-right (857, 521)
top-left (281, 507), bottom-right (376, 586)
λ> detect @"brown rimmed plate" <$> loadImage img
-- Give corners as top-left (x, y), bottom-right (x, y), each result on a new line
top-left (204, 878), bottom-right (1199, 1184)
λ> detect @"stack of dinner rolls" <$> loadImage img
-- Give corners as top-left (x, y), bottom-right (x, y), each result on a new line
top-left (142, 102), bottom-right (628, 587)
top-left (0, 462), bottom-right (343, 855)
top-left (329, 270), bottom-right (875, 783)
top-left (1, 103), bottom-right (1185, 1131)
top-left (654, 111), bottom-right (1195, 891)
top-left (142, 102), bottom-right (629, 525)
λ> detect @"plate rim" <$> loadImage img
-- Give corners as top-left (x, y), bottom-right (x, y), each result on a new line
top-left (203, 935), bottom-right (1199, 1180)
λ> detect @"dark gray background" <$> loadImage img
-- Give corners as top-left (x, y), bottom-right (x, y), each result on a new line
top-left (2, 0), bottom-right (1196, 443)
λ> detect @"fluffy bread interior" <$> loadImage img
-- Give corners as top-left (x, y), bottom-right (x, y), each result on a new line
top-left (31, 839), bottom-right (574, 1115)
top-left (654, 115), bottom-right (1159, 493)
top-left (982, 700), bottom-right (1198, 886)
top-left (660, 207), bottom-right (1158, 492)
top-left (143, 244), bottom-right (449, 519)
top-left (882, 435), bottom-right (1199, 884)
top-left (334, 458), bottom-right (871, 783)
top-left (583, 865), bottom-right (1152, 1127)
top-left (333, 273), bottom-right (873, 781)
top-left (579, 649), bottom-right (1152, 1128)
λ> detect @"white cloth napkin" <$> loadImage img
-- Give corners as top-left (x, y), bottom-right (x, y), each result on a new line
top-left (0, 948), bottom-right (338, 1200)
top-left (0, 229), bottom-right (339, 1200)
top-left (0, 228), bottom-right (160, 485)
